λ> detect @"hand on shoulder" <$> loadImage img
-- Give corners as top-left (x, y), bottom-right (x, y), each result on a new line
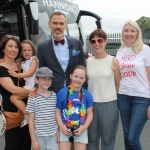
top-left (28, 87), bottom-right (38, 98)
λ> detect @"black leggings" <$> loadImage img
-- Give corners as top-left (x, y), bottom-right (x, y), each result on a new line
top-left (5, 125), bottom-right (31, 150)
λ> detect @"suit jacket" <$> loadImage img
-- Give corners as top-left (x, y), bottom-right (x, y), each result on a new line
top-left (38, 36), bottom-right (86, 93)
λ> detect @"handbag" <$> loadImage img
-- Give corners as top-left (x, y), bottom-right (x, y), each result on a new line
top-left (3, 63), bottom-right (24, 130)
top-left (4, 110), bottom-right (24, 130)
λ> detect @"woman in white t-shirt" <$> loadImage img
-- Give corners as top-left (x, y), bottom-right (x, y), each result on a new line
top-left (116, 20), bottom-right (150, 150)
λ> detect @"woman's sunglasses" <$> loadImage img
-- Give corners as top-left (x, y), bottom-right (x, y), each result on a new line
top-left (90, 38), bottom-right (104, 45)
top-left (5, 35), bottom-right (20, 41)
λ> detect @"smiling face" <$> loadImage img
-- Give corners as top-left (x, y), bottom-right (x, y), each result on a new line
top-left (90, 36), bottom-right (107, 54)
top-left (48, 14), bottom-right (66, 40)
top-left (70, 68), bottom-right (86, 90)
top-left (21, 43), bottom-right (33, 60)
top-left (123, 24), bottom-right (138, 47)
top-left (3, 39), bottom-right (19, 59)
top-left (35, 77), bottom-right (52, 90)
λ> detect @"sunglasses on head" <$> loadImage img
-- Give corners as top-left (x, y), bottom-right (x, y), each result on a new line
top-left (5, 35), bottom-right (20, 41)
top-left (90, 38), bottom-right (104, 45)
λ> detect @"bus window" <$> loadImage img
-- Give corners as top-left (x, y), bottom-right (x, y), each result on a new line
top-left (67, 23), bottom-right (79, 39)
top-left (31, 26), bottom-right (50, 48)
top-left (0, 11), bottom-right (18, 40)
top-left (30, 12), bottom-right (50, 48)
top-left (0, 22), bottom-right (10, 40)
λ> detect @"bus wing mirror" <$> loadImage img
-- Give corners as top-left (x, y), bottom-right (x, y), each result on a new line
top-left (25, 1), bottom-right (39, 34)
top-left (76, 10), bottom-right (102, 29)
top-left (96, 20), bottom-right (102, 29)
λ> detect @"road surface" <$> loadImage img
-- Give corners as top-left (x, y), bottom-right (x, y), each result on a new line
top-left (0, 116), bottom-right (150, 150)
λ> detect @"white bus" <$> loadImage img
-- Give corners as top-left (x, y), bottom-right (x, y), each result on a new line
top-left (0, 0), bottom-right (101, 53)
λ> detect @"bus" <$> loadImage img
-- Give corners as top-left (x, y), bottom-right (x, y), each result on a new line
top-left (0, 0), bottom-right (102, 52)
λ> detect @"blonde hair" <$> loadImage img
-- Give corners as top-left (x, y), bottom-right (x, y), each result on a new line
top-left (119, 20), bottom-right (143, 54)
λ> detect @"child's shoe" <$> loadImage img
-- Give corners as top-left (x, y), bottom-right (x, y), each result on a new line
top-left (20, 115), bottom-right (28, 128)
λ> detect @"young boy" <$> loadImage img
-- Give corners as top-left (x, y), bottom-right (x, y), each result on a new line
top-left (26, 67), bottom-right (59, 150)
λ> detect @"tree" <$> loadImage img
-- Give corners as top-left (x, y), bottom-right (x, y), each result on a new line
top-left (136, 16), bottom-right (150, 38)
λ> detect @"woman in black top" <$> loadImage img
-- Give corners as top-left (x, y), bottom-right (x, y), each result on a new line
top-left (0, 35), bottom-right (31, 150)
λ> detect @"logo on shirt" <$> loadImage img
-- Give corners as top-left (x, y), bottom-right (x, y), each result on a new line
top-left (119, 54), bottom-right (136, 78)
top-left (63, 107), bottom-right (80, 115)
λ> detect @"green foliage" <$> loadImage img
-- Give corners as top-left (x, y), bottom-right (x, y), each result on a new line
top-left (136, 16), bottom-right (150, 36)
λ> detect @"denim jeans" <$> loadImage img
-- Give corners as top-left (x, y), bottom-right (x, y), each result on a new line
top-left (117, 94), bottom-right (150, 150)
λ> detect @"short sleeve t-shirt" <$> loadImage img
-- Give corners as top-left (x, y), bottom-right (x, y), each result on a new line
top-left (116, 45), bottom-right (150, 98)
top-left (26, 92), bottom-right (58, 136)
top-left (56, 86), bottom-right (93, 125)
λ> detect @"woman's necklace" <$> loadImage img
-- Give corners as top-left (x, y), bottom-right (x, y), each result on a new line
top-left (65, 84), bottom-right (86, 126)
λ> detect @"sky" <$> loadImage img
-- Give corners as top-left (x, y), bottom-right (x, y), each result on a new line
top-left (74, 0), bottom-right (150, 35)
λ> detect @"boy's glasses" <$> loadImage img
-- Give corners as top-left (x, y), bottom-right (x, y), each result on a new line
top-left (90, 38), bottom-right (104, 45)
top-left (5, 35), bottom-right (20, 41)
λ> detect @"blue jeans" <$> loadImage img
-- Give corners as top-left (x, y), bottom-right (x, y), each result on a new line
top-left (117, 94), bottom-right (150, 150)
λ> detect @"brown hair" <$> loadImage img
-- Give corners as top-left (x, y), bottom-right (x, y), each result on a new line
top-left (0, 35), bottom-right (21, 60)
top-left (89, 29), bottom-right (107, 41)
top-left (49, 11), bottom-right (66, 21)
top-left (71, 65), bottom-right (87, 77)
top-left (21, 40), bottom-right (37, 61)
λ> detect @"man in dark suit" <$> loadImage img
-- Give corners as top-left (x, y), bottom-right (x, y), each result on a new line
top-left (38, 12), bottom-right (85, 93)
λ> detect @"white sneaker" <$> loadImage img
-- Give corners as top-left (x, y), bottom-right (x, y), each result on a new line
top-left (20, 115), bottom-right (28, 128)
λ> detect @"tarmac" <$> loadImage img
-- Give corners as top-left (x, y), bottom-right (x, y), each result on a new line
top-left (0, 116), bottom-right (150, 150)
top-left (114, 117), bottom-right (150, 150)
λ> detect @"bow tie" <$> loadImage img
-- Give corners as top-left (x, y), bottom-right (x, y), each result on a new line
top-left (54, 39), bottom-right (65, 46)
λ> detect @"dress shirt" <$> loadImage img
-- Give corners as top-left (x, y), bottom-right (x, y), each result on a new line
top-left (52, 36), bottom-right (69, 72)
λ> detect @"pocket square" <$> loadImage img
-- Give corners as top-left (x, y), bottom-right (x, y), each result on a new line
top-left (72, 49), bottom-right (80, 56)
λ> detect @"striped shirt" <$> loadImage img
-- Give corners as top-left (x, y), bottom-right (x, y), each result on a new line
top-left (26, 91), bottom-right (58, 136)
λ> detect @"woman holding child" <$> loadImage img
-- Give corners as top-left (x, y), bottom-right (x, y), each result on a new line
top-left (0, 35), bottom-right (31, 150)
